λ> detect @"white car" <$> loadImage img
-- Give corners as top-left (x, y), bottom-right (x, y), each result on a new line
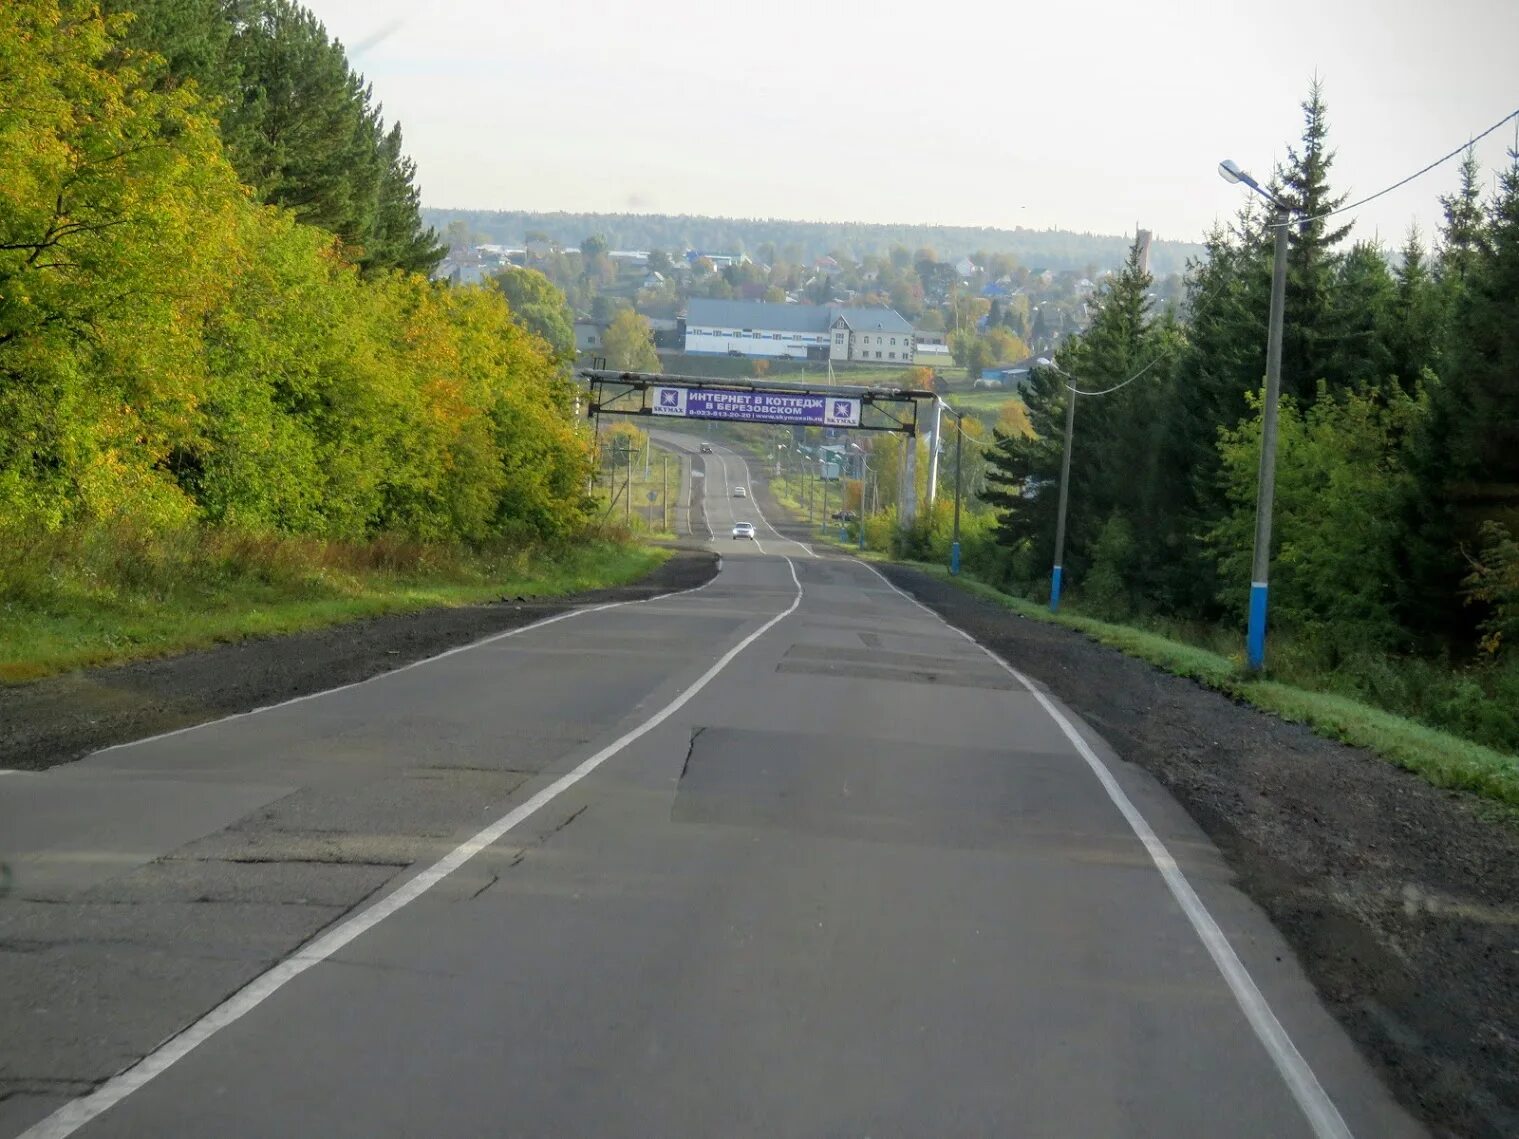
top-left (733, 486), bottom-right (747, 497)
top-left (731, 522), bottom-right (756, 540)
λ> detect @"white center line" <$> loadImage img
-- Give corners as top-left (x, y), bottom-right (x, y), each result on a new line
top-left (732, 448), bottom-right (816, 558)
top-left (18, 557), bottom-right (804, 1139)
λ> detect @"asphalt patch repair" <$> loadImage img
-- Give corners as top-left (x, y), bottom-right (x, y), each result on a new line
top-left (0, 548), bottom-right (719, 773)
top-left (880, 562), bottom-right (1519, 1139)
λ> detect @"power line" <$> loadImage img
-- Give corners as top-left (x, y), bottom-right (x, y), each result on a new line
top-left (1298, 106), bottom-right (1519, 226)
top-left (1065, 354), bottom-right (1167, 397)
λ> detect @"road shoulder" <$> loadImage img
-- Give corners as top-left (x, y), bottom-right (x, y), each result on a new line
top-left (881, 562), bottom-right (1519, 1139)
top-left (0, 549), bottom-right (719, 773)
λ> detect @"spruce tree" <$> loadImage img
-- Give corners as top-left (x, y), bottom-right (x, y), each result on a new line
top-left (1274, 79), bottom-right (1352, 403)
top-left (1387, 226), bottom-right (1444, 398)
top-left (109, 0), bottom-right (443, 275)
top-left (981, 238), bottom-right (1176, 604)
top-left (1155, 210), bottom-right (1273, 614)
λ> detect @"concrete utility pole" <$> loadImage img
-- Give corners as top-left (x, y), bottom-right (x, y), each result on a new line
top-left (951, 408), bottom-right (964, 576)
top-left (900, 435), bottom-right (918, 529)
top-left (1247, 206), bottom-right (1291, 671)
top-left (924, 400), bottom-right (943, 507)
top-left (857, 453), bottom-right (868, 551)
top-left (1051, 382), bottom-right (1077, 611)
top-left (1218, 158), bottom-right (1294, 672)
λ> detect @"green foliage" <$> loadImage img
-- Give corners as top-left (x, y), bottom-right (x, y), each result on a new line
top-left (491, 267), bottom-right (576, 362)
top-left (1210, 385), bottom-right (1419, 650)
top-left (1084, 513), bottom-right (1136, 619)
top-left (1465, 522), bottom-right (1519, 656)
top-left (981, 235), bottom-right (1179, 599)
top-left (107, 0), bottom-right (443, 274)
top-left (0, 1), bottom-right (590, 564)
top-left (601, 309), bottom-right (660, 371)
top-left (921, 567), bottom-right (1519, 804)
top-left (1275, 78), bottom-right (1354, 405)
top-left (421, 210), bottom-right (1206, 276)
top-left (0, 523), bottom-right (665, 679)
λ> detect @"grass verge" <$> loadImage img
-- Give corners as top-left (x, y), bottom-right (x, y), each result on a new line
top-left (0, 530), bottom-right (669, 682)
top-left (910, 563), bottom-right (1519, 809)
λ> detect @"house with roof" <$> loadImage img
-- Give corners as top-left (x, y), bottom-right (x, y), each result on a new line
top-left (683, 299), bottom-right (916, 363)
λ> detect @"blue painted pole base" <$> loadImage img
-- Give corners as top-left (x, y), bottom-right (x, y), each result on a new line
top-left (950, 541), bottom-right (961, 576)
top-left (1050, 565), bottom-right (1064, 612)
top-left (1246, 581), bottom-right (1269, 671)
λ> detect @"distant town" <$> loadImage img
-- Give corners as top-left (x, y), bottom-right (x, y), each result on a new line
top-left (434, 231), bottom-right (1184, 390)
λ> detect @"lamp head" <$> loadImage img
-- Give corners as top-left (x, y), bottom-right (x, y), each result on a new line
top-left (1218, 159), bottom-right (1246, 185)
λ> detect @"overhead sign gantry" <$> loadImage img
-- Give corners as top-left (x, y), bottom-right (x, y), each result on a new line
top-left (580, 369), bottom-right (936, 435)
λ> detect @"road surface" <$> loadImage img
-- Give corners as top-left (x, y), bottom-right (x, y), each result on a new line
top-left (0, 435), bottom-right (1421, 1137)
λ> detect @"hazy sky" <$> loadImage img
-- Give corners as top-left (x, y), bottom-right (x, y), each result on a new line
top-left (306, 0), bottom-right (1517, 247)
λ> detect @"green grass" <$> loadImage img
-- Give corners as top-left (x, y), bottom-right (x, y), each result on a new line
top-left (0, 532), bottom-right (669, 682)
top-left (594, 444), bottom-right (684, 538)
top-left (946, 389), bottom-right (1026, 414)
top-left (911, 564), bottom-right (1519, 809)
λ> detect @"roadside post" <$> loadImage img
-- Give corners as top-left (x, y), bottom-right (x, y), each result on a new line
top-left (1218, 158), bottom-right (1294, 671)
top-left (951, 406), bottom-right (964, 576)
top-left (858, 452), bottom-right (868, 552)
top-left (1051, 377), bottom-right (1076, 609)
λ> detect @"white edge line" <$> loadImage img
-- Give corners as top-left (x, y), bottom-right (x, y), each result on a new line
top-left (92, 574), bottom-right (721, 758)
top-left (850, 558), bottom-right (1353, 1139)
top-left (18, 556), bottom-right (803, 1139)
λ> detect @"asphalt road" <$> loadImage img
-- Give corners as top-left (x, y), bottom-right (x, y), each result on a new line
top-left (1, 435), bottom-right (1423, 1138)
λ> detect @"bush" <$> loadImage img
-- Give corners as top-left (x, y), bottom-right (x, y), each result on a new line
top-left (1465, 521), bottom-right (1519, 656)
top-left (1083, 513), bottom-right (1135, 619)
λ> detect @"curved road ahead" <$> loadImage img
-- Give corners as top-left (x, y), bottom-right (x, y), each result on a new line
top-left (1, 434), bottom-right (1420, 1138)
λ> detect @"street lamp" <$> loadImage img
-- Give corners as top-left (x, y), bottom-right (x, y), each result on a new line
top-left (1219, 158), bottom-right (1292, 672)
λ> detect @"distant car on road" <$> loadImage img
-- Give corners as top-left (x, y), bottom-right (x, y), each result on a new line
top-left (733, 486), bottom-right (746, 497)
top-left (732, 522), bottom-right (755, 540)
top-left (830, 510), bottom-right (858, 522)
top-left (699, 443), bottom-right (713, 453)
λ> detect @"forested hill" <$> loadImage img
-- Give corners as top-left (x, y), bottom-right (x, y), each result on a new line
top-left (422, 209), bottom-right (1205, 276)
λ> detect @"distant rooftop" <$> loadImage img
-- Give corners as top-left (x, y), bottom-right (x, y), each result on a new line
top-left (686, 298), bottom-right (911, 335)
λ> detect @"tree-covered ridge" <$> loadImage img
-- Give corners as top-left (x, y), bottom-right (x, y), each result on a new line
top-left (424, 209), bottom-right (1204, 277)
top-left (0, 0), bottom-right (585, 547)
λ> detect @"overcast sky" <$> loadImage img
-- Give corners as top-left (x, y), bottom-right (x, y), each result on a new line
top-left (306, 0), bottom-right (1516, 248)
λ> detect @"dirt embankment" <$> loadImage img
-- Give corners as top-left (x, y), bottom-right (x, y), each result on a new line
top-left (882, 564), bottom-right (1519, 1139)
top-left (0, 549), bottom-right (719, 773)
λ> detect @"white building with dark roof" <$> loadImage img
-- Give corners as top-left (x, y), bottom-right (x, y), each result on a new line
top-left (684, 299), bottom-right (916, 364)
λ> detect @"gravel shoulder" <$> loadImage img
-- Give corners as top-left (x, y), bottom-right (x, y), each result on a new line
top-left (882, 563), bottom-right (1519, 1139)
top-left (0, 548), bottom-right (719, 773)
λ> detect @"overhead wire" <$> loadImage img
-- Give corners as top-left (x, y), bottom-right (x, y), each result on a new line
top-left (930, 110), bottom-right (1516, 422)
top-left (1295, 106), bottom-right (1519, 226)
